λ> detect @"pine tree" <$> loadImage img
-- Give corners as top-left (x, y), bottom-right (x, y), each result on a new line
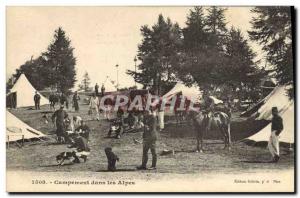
top-left (223, 27), bottom-right (262, 99)
top-left (224, 27), bottom-right (258, 84)
top-left (127, 14), bottom-right (182, 95)
top-left (180, 7), bottom-right (229, 92)
top-left (248, 6), bottom-right (293, 97)
top-left (78, 72), bottom-right (91, 92)
top-left (43, 27), bottom-right (77, 93)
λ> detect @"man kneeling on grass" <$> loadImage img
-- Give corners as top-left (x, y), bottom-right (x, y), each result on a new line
top-left (268, 107), bottom-right (283, 163)
top-left (68, 133), bottom-right (90, 163)
top-left (75, 120), bottom-right (90, 141)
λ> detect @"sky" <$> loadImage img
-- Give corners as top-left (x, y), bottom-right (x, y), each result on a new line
top-left (6, 6), bottom-right (263, 89)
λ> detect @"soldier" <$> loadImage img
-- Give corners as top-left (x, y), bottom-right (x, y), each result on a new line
top-left (101, 84), bottom-right (105, 97)
top-left (137, 109), bottom-right (157, 170)
top-left (268, 107), bottom-right (283, 163)
top-left (52, 105), bottom-right (69, 143)
top-left (72, 91), bottom-right (80, 112)
top-left (33, 91), bottom-right (41, 110)
top-left (95, 83), bottom-right (99, 96)
top-left (75, 120), bottom-right (90, 141)
top-left (89, 93), bottom-right (100, 120)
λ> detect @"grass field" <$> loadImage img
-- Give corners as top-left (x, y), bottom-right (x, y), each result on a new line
top-left (6, 99), bottom-right (294, 175)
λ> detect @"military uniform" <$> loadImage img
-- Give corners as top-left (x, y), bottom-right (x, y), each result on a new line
top-left (75, 124), bottom-right (90, 141)
top-left (34, 93), bottom-right (41, 110)
top-left (268, 114), bottom-right (283, 161)
top-left (52, 109), bottom-right (68, 142)
top-left (141, 113), bottom-right (157, 168)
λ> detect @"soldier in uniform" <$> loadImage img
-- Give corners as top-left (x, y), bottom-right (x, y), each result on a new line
top-left (137, 108), bottom-right (157, 170)
top-left (34, 91), bottom-right (41, 110)
top-left (268, 107), bottom-right (283, 162)
top-left (52, 105), bottom-right (69, 143)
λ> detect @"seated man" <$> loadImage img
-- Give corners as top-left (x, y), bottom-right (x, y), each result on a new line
top-left (68, 133), bottom-right (90, 163)
top-left (75, 120), bottom-right (90, 141)
top-left (72, 115), bottom-right (83, 132)
top-left (127, 112), bottom-right (136, 129)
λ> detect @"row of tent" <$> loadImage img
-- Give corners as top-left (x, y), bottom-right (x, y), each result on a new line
top-left (6, 74), bottom-right (294, 146)
top-left (6, 74), bottom-right (47, 142)
top-left (7, 74), bottom-right (119, 109)
top-left (161, 82), bottom-right (294, 145)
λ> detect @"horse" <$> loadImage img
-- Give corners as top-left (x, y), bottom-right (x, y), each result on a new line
top-left (190, 110), bottom-right (231, 153)
top-left (49, 93), bottom-right (59, 111)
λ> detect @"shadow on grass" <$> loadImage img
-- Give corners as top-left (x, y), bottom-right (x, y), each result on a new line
top-left (96, 168), bottom-right (136, 172)
top-left (39, 163), bottom-right (75, 167)
top-left (174, 150), bottom-right (197, 154)
top-left (241, 160), bottom-right (273, 164)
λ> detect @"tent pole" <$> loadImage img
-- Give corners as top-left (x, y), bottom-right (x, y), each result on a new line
top-left (22, 135), bottom-right (24, 147)
top-left (7, 135), bottom-right (9, 149)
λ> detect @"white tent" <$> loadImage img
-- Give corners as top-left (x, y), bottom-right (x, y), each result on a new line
top-left (7, 74), bottom-right (49, 108)
top-left (256, 86), bottom-right (293, 120)
top-left (162, 82), bottom-right (202, 103)
top-left (245, 102), bottom-right (294, 144)
top-left (102, 77), bottom-right (117, 92)
top-left (6, 110), bottom-right (46, 142)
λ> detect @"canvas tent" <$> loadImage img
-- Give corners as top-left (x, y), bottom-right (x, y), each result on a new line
top-left (256, 86), bottom-right (292, 120)
top-left (6, 74), bottom-right (49, 108)
top-left (245, 102), bottom-right (294, 144)
top-left (6, 110), bottom-right (46, 142)
top-left (241, 86), bottom-right (292, 119)
top-left (162, 82), bottom-right (202, 103)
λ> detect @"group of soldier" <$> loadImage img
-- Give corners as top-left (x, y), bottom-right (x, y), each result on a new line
top-left (32, 85), bottom-right (284, 168)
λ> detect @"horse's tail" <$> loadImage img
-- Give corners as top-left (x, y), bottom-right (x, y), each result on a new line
top-left (217, 111), bottom-right (232, 145)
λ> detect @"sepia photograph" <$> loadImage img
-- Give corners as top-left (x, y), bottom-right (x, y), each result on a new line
top-left (6, 6), bottom-right (295, 192)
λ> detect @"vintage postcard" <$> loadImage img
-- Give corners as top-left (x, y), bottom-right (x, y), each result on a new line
top-left (6, 6), bottom-right (295, 192)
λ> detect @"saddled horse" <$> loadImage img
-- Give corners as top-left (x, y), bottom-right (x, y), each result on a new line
top-left (190, 110), bottom-right (231, 152)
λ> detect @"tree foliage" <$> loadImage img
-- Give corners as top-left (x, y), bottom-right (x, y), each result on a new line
top-left (127, 6), bottom-right (264, 101)
top-left (248, 6), bottom-right (293, 97)
top-left (7, 27), bottom-right (77, 93)
top-left (180, 7), bottom-right (259, 94)
top-left (7, 56), bottom-right (51, 91)
top-left (43, 27), bottom-right (77, 93)
top-left (78, 71), bottom-right (91, 92)
top-left (127, 14), bottom-right (182, 95)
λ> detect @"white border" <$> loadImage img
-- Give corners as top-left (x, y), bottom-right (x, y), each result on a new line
top-left (1, 1), bottom-right (298, 197)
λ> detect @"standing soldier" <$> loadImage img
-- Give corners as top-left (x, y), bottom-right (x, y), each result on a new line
top-left (49, 92), bottom-right (57, 111)
top-left (89, 93), bottom-right (100, 120)
top-left (115, 107), bottom-right (125, 139)
top-left (72, 91), bottom-right (80, 112)
top-left (95, 83), bottom-right (99, 96)
top-left (268, 107), bottom-right (283, 163)
top-left (52, 105), bottom-right (69, 143)
top-left (34, 91), bottom-right (41, 110)
top-left (101, 84), bottom-right (105, 97)
top-left (137, 109), bottom-right (157, 170)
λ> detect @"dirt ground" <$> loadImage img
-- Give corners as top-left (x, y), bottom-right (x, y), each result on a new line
top-left (6, 99), bottom-right (294, 175)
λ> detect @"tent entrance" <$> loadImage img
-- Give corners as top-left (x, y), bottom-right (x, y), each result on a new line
top-left (6, 92), bottom-right (17, 108)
